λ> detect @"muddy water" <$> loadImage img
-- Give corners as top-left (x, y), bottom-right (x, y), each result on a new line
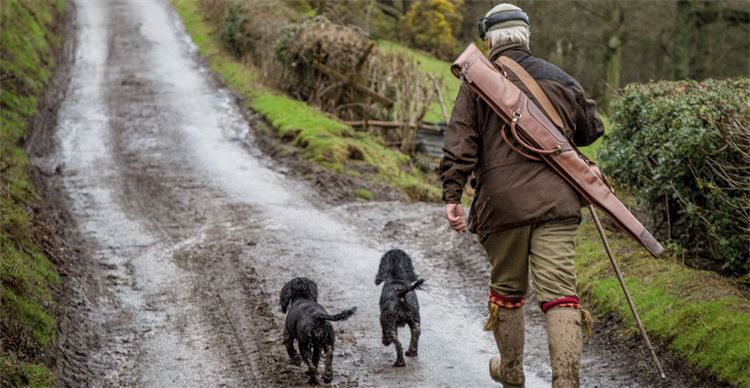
top-left (49, 0), bottom-right (684, 387)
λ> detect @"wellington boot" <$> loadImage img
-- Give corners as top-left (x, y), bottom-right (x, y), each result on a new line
top-left (489, 307), bottom-right (525, 387)
top-left (546, 308), bottom-right (583, 388)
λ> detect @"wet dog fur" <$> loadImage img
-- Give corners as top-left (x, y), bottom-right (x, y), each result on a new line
top-left (375, 249), bottom-right (425, 367)
top-left (280, 277), bottom-right (356, 384)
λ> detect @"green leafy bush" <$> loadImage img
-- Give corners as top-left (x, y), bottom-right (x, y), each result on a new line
top-left (219, 1), bottom-right (253, 58)
top-left (401, 0), bottom-right (463, 60)
top-left (599, 79), bottom-right (749, 274)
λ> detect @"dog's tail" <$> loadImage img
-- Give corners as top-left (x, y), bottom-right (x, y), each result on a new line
top-left (398, 278), bottom-right (425, 298)
top-left (313, 307), bottom-right (357, 322)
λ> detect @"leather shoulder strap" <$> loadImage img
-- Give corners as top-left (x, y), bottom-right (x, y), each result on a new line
top-left (497, 56), bottom-right (564, 129)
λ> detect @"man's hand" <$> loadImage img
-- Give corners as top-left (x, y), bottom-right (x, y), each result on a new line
top-left (445, 203), bottom-right (467, 234)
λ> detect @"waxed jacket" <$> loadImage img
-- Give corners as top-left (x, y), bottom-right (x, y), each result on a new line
top-left (440, 46), bottom-right (604, 236)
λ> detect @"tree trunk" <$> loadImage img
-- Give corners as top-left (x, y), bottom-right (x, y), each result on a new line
top-left (672, 0), bottom-right (693, 80)
top-left (602, 1), bottom-right (623, 114)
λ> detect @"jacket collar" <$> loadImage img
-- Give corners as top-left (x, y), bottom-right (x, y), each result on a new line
top-left (489, 44), bottom-right (532, 62)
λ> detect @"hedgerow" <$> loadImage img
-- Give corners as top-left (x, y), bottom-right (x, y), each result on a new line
top-left (599, 79), bottom-right (749, 274)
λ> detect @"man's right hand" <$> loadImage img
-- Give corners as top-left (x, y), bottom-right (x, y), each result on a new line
top-left (445, 203), bottom-right (467, 234)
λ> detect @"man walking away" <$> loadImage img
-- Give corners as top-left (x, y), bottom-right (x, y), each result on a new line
top-left (440, 3), bottom-right (604, 387)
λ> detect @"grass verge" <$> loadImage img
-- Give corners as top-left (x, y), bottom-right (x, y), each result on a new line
top-left (576, 218), bottom-right (749, 387)
top-left (0, 0), bottom-right (66, 386)
top-left (173, 0), bottom-right (440, 202)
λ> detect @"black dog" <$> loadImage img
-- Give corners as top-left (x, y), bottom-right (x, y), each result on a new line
top-left (375, 249), bottom-right (425, 367)
top-left (280, 277), bottom-right (356, 384)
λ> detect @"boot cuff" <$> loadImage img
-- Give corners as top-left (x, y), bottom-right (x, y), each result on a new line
top-left (489, 289), bottom-right (525, 309)
top-left (541, 296), bottom-right (580, 313)
top-left (484, 290), bottom-right (525, 331)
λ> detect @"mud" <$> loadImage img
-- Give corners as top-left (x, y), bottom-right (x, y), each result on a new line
top-left (36, 0), bottom-right (715, 387)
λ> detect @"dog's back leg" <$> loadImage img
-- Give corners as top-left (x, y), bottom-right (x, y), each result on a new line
top-left (299, 339), bottom-right (319, 385)
top-left (321, 344), bottom-right (334, 383)
top-left (388, 329), bottom-right (406, 367)
top-left (406, 322), bottom-right (421, 357)
top-left (312, 345), bottom-right (321, 369)
top-left (284, 328), bottom-right (301, 365)
top-left (380, 315), bottom-right (393, 345)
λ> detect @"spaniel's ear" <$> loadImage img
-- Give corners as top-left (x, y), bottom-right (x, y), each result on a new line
top-left (305, 278), bottom-right (318, 303)
top-left (375, 252), bottom-right (393, 285)
top-left (279, 280), bottom-right (293, 313)
top-left (401, 255), bottom-right (419, 283)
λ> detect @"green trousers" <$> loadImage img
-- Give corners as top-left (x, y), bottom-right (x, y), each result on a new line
top-left (480, 217), bottom-right (579, 304)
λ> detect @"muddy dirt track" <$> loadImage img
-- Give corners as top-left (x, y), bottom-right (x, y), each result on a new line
top-left (37, 0), bottom-right (709, 387)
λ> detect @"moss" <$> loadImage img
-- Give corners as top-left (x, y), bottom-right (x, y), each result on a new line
top-left (576, 219), bottom-right (750, 387)
top-left (1, 356), bottom-right (55, 388)
top-left (172, 0), bottom-right (439, 202)
top-left (1, 0), bottom-right (66, 385)
top-left (353, 188), bottom-right (374, 201)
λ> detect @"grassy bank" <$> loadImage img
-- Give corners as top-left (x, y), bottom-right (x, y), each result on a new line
top-left (576, 218), bottom-right (750, 387)
top-left (0, 0), bottom-right (67, 386)
top-left (173, 0), bottom-right (440, 202)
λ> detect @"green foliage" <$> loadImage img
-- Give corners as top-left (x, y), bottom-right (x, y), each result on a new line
top-left (401, 0), bottom-right (463, 60)
top-left (599, 79), bottom-right (749, 273)
top-left (1, 356), bottom-right (55, 388)
top-left (218, 1), bottom-right (254, 58)
top-left (575, 220), bottom-right (750, 388)
top-left (353, 188), bottom-right (374, 201)
top-left (0, 0), bottom-right (66, 385)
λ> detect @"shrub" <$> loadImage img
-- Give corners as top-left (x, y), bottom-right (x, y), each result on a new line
top-left (275, 16), bottom-right (435, 153)
top-left (401, 0), bottom-right (462, 60)
top-left (599, 78), bottom-right (749, 274)
top-left (204, 0), bottom-right (296, 76)
top-left (219, 1), bottom-right (254, 58)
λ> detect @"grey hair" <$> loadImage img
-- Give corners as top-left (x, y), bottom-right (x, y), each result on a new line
top-left (486, 25), bottom-right (530, 49)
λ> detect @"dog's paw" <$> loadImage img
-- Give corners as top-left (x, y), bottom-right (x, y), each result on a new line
top-left (393, 359), bottom-right (406, 367)
top-left (307, 377), bottom-right (320, 385)
top-left (405, 349), bottom-right (418, 357)
top-left (322, 373), bottom-right (333, 384)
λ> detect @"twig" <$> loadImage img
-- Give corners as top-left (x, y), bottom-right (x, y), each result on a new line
top-left (312, 60), bottom-right (394, 107)
top-left (428, 74), bottom-right (449, 123)
top-left (344, 120), bottom-right (442, 131)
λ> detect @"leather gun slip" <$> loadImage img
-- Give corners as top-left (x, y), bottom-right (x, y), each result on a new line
top-left (451, 43), bottom-right (664, 258)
